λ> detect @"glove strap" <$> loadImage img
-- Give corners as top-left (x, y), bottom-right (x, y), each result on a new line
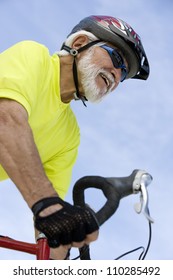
top-left (32, 197), bottom-right (65, 216)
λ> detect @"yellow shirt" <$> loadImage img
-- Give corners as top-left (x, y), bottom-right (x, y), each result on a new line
top-left (0, 41), bottom-right (80, 199)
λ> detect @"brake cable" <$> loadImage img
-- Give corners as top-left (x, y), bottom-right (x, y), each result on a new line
top-left (115, 218), bottom-right (152, 260)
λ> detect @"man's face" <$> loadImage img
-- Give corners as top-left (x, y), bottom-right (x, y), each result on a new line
top-left (77, 44), bottom-right (127, 103)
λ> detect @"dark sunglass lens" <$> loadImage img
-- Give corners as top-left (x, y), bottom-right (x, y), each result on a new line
top-left (101, 45), bottom-right (127, 82)
top-left (111, 50), bottom-right (124, 68)
top-left (111, 50), bottom-right (127, 82)
top-left (121, 69), bottom-right (127, 82)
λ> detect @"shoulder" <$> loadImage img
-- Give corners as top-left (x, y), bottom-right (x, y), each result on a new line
top-left (10, 40), bottom-right (48, 51)
top-left (16, 41), bottom-right (50, 59)
top-left (2, 41), bottom-right (51, 64)
top-left (1, 41), bottom-right (52, 72)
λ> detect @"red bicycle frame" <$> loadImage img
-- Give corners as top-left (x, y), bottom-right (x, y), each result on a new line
top-left (0, 233), bottom-right (50, 260)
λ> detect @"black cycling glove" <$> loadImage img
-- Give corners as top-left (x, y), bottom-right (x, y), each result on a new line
top-left (32, 197), bottom-right (99, 248)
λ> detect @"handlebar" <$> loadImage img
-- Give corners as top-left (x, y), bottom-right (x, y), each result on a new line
top-left (73, 169), bottom-right (153, 259)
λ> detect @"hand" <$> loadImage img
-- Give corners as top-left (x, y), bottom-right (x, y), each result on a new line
top-left (32, 197), bottom-right (99, 249)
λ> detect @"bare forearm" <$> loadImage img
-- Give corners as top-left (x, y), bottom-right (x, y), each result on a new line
top-left (0, 99), bottom-right (58, 208)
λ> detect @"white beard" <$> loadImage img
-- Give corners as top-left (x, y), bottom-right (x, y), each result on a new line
top-left (77, 48), bottom-right (115, 103)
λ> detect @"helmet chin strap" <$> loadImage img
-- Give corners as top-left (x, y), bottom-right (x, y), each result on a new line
top-left (72, 53), bottom-right (88, 107)
top-left (61, 40), bottom-right (101, 106)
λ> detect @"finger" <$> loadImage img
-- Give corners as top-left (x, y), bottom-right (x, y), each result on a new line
top-left (85, 230), bottom-right (99, 244)
top-left (71, 230), bottom-right (99, 248)
top-left (71, 241), bottom-right (85, 248)
top-left (59, 232), bottom-right (72, 245)
top-left (72, 223), bottom-right (86, 243)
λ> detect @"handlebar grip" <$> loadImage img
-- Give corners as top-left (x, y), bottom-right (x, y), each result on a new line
top-left (73, 169), bottom-right (139, 226)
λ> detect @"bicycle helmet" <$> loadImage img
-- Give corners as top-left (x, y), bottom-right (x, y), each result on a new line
top-left (68, 15), bottom-right (150, 80)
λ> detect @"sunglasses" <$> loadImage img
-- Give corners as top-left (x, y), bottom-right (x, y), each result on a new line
top-left (100, 45), bottom-right (127, 82)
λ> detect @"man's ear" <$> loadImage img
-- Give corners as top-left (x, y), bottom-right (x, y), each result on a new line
top-left (72, 35), bottom-right (90, 50)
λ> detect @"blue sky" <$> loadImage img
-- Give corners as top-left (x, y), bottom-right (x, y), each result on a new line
top-left (0, 0), bottom-right (173, 260)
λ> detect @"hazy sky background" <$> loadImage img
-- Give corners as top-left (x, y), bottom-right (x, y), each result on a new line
top-left (0, 0), bottom-right (172, 260)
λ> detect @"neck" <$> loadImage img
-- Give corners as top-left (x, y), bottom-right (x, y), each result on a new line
top-left (59, 55), bottom-right (77, 103)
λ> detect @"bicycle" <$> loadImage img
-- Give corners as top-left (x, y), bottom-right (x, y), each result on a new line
top-left (0, 169), bottom-right (154, 260)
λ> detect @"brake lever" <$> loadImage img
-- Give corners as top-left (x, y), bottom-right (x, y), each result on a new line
top-left (133, 171), bottom-right (154, 223)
